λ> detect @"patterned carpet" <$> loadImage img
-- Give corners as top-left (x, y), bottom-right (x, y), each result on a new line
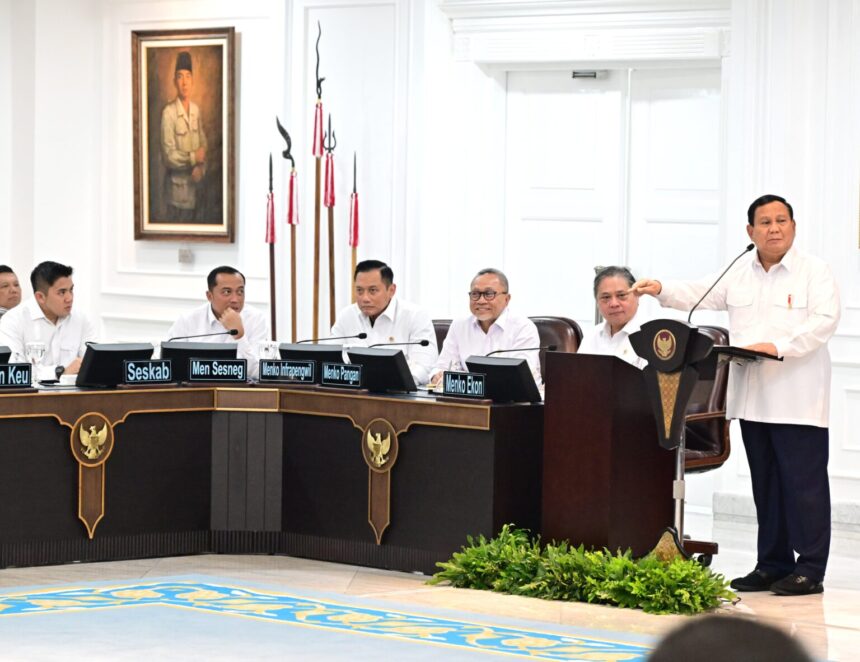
top-left (0, 576), bottom-right (654, 661)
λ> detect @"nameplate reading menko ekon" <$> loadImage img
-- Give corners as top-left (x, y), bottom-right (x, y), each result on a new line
top-left (258, 359), bottom-right (315, 384)
top-left (0, 363), bottom-right (32, 389)
top-left (320, 362), bottom-right (362, 389)
top-left (441, 371), bottom-right (486, 398)
top-left (187, 358), bottom-right (248, 383)
top-left (123, 359), bottom-right (173, 385)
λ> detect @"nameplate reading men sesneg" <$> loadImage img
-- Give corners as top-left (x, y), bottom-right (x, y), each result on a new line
top-left (320, 362), bottom-right (362, 389)
top-left (187, 359), bottom-right (248, 383)
top-left (442, 371), bottom-right (486, 398)
top-left (258, 359), bottom-right (315, 384)
top-left (123, 360), bottom-right (173, 385)
top-left (0, 363), bottom-right (32, 388)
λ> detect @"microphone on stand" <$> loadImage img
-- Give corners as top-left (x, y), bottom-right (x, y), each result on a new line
top-left (297, 332), bottom-right (367, 344)
top-left (168, 329), bottom-right (239, 341)
top-left (687, 243), bottom-right (755, 323)
top-left (486, 344), bottom-right (557, 357)
top-left (368, 339), bottom-right (430, 349)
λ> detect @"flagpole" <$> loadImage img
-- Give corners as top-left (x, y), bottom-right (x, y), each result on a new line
top-left (311, 22), bottom-right (325, 341)
top-left (349, 151), bottom-right (359, 303)
top-left (276, 116), bottom-right (299, 342)
top-left (266, 153), bottom-right (277, 340)
top-left (324, 114), bottom-right (337, 327)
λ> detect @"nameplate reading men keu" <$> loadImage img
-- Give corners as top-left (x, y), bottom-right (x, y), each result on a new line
top-left (441, 371), bottom-right (486, 398)
top-left (0, 363), bottom-right (32, 389)
top-left (187, 358), bottom-right (248, 382)
top-left (320, 362), bottom-right (362, 388)
top-left (123, 360), bottom-right (173, 385)
top-left (258, 359), bottom-right (315, 384)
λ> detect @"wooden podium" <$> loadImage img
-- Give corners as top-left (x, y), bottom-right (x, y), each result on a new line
top-left (541, 352), bottom-right (674, 556)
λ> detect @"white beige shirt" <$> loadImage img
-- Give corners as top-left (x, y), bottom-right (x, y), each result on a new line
top-left (657, 246), bottom-right (840, 427)
top-left (165, 303), bottom-right (269, 380)
top-left (578, 308), bottom-right (648, 369)
top-left (0, 298), bottom-right (97, 380)
top-left (434, 308), bottom-right (542, 382)
top-left (330, 297), bottom-right (438, 385)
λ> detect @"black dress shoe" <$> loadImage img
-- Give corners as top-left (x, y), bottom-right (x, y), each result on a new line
top-left (770, 574), bottom-right (824, 596)
top-left (730, 568), bottom-right (787, 592)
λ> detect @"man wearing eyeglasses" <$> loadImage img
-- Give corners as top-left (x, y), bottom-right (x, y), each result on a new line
top-left (578, 266), bottom-right (647, 369)
top-left (430, 268), bottom-right (540, 385)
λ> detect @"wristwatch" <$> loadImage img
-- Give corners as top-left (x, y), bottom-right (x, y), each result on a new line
top-left (55, 365), bottom-right (65, 380)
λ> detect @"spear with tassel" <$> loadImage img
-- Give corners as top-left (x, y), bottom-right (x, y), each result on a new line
top-left (265, 153), bottom-right (277, 340)
top-left (311, 21), bottom-right (325, 340)
top-left (276, 117), bottom-right (299, 342)
top-left (323, 114), bottom-right (337, 326)
top-left (349, 152), bottom-right (359, 302)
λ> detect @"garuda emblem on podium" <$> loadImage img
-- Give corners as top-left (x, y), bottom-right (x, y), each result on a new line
top-left (70, 412), bottom-right (115, 539)
top-left (366, 429), bottom-right (391, 468)
top-left (361, 418), bottom-right (399, 545)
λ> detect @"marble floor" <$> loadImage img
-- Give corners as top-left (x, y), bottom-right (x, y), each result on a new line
top-left (0, 518), bottom-right (857, 661)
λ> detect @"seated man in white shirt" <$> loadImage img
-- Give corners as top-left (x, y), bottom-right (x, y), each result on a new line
top-left (0, 265), bottom-right (22, 320)
top-left (430, 268), bottom-right (541, 385)
top-left (0, 261), bottom-right (97, 380)
top-left (330, 260), bottom-right (438, 385)
top-left (165, 266), bottom-right (269, 380)
top-left (578, 266), bottom-right (648, 369)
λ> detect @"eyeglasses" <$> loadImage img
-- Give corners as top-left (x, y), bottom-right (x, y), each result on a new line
top-left (468, 290), bottom-right (507, 301)
top-left (597, 291), bottom-right (631, 304)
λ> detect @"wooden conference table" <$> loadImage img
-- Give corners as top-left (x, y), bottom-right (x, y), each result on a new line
top-left (0, 385), bottom-right (543, 575)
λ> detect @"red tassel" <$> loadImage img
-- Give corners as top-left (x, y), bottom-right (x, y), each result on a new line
top-left (265, 191), bottom-right (275, 243)
top-left (287, 169), bottom-right (299, 225)
top-left (324, 153), bottom-right (335, 208)
top-left (348, 192), bottom-right (359, 247)
top-left (312, 101), bottom-right (324, 157)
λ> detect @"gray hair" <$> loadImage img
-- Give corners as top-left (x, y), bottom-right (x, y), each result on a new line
top-left (593, 266), bottom-right (635, 297)
top-left (472, 268), bottom-right (509, 292)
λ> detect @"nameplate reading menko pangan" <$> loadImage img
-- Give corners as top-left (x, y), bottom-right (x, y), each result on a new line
top-left (442, 371), bottom-right (486, 398)
top-left (0, 363), bottom-right (32, 389)
top-left (187, 359), bottom-right (248, 382)
top-left (258, 359), bottom-right (315, 383)
top-left (123, 359), bottom-right (173, 385)
top-left (320, 362), bottom-right (362, 389)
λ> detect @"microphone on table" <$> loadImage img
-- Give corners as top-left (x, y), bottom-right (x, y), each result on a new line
top-left (167, 329), bottom-right (239, 341)
top-left (297, 332), bottom-right (367, 344)
top-left (486, 345), bottom-right (557, 357)
top-left (687, 243), bottom-right (755, 323)
top-left (368, 339), bottom-right (431, 348)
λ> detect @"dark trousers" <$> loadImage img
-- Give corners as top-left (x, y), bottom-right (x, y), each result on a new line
top-left (739, 420), bottom-right (831, 581)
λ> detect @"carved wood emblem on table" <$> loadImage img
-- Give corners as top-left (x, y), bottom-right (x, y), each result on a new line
top-left (360, 418), bottom-right (399, 545)
top-left (70, 412), bottom-right (115, 539)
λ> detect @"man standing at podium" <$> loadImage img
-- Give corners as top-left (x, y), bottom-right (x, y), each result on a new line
top-left (631, 194), bottom-right (840, 596)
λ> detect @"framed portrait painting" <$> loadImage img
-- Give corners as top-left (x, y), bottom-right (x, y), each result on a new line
top-left (132, 27), bottom-right (236, 242)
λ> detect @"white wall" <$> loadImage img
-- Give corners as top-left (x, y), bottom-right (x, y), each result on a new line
top-left (3, 0), bottom-right (860, 529)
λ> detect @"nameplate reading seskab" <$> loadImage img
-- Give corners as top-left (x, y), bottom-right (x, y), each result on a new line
top-left (188, 358), bottom-right (247, 382)
top-left (123, 359), bottom-right (173, 385)
top-left (442, 371), bottom-right (486, 398)
top-left (259, 359), bottom-right (315, 383)
top-left (320, 362), bottom-right (362, 388)
top-left (0, 363), bottom-right (32, 388)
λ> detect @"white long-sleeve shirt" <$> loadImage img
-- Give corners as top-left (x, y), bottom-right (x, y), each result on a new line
top-left (0, 298), bottom-right (97, 380)
top-left (578, 307), bottom-right (649, 369)
top-left (330, 297), bottom-right (438, 385)
top-left (657, 246), bottom-right (840, 427)
top-left (165, 303), bottom-right (269, 380)
top-left (433, 308), bottom-right (542, 382)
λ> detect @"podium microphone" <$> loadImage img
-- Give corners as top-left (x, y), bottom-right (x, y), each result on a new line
top-left (168, 329), bottom-right (239, 341)
top-left (368, 339), bottom-right (430, 348)
top-left (687, 243), bottom-right (754, 323)
top-left (486, 345), bottom-right (557, 357)
top-left (297, 332), bottom-right (367, 344)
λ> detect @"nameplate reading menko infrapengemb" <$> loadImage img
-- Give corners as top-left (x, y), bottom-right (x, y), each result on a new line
top-left (0, 363), bottom-right (32, 388)
top-left (320, 362), bottom-right (362, 389)
top-left (123, 359), bottom-right (173, 385)
top-left (187, 358), bottom-right (248, 382)
top-left (258, 359), bottom-right (315, 383)
top-left (442, 371), bottom-right (486, 398)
